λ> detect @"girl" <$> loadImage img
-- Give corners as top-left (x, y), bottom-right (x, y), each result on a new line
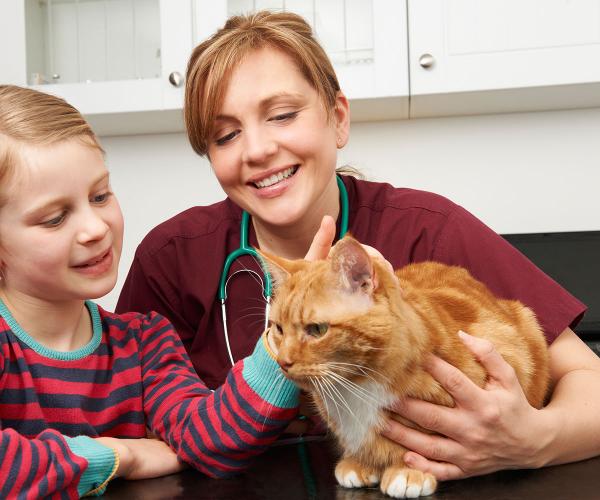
top-left (117, 10), bottom-right (600, 482)
top-left (0, 84), bottom-right (305, 498)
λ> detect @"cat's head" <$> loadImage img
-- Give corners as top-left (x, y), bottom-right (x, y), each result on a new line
top-left (261, 236), bottom-right (401, 391)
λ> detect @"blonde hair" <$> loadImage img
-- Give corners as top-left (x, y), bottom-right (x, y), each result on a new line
top-left (185, 10), bottom-right (341, 157)
top-left (0, 85), bottom-right (102, 208)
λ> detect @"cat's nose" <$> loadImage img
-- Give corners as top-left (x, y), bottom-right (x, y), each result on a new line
top-left (278, 358), bottom-right (294, 372)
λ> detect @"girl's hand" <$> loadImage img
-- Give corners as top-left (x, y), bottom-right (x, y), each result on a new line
top-left (96, 436), bottom-right (187, 480)
top-left (383, 331), bottom-right (554, 480)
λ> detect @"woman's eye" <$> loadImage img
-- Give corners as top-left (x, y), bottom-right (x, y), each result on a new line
top-left (91, 192), bottom-right (112, 204)
top-left (270, 111), bottom-right (298, 122)
top-left (42, 212), bottom-right (67, 227)
top-left (270, 322), bottom-right (283, 335)
top-left (305, 323), bottom-right (328, 337)
top-left (215, 130), bottom-right (238, 146)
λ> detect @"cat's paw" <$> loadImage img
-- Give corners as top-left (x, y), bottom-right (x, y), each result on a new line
top-left (380, 467), bottom-right (436, 498)
top-left (335, 458), bottom-right (380, 488)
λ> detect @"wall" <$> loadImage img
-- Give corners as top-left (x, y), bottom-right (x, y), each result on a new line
top-left (98, 106), bottom-right (600, 310)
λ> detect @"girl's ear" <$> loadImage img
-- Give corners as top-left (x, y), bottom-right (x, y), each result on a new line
top-left (329, 236), bottom-right (376, 296)
top-left (333, 91), bottom-right (350, 149)
top-left (257, 250), bottom-right (308, 290)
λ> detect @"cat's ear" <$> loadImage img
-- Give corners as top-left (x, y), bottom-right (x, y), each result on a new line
top-left (258, 250), bottom-right (308, 289)
top-left (329, 236), bottom-right (377, 295)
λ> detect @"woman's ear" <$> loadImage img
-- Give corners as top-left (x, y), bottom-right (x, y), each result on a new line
top-left (333, 91), bottom-right (350, 149)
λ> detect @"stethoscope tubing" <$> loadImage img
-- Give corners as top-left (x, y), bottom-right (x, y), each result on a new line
top-left (219, 175), bottom-right (349, 366)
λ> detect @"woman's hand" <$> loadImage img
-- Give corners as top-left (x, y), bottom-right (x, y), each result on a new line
top-left (304, 216), bottom-right (395, 276)
top-left (96, 436), bottom-right (187, 480)
top-left (383, 331), bottom-right (553, 480)
top-left (304, 216), bottom-right (337, 261)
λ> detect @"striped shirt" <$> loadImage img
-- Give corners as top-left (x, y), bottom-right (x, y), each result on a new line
top-left (0, 300), bottom-right (298, 498)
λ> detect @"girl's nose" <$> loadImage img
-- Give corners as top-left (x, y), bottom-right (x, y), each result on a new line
top-left (241, 127), bottom-right (278, 165)
top-left (77, 208), bottom-right (109, 244)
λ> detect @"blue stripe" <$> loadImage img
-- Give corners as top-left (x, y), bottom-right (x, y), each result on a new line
top-left (228, 372), bottom-right (290, 426)
top-left (0, 432), bottom-right (20, 498)
top-left (1, 419), bottom-right (50, 437)
top-left (23, 441), bottom-right (39, 495)
top-left (138, 317), bottom-right (176, 348)
top-left (211, 392), bottom-right (268, 453)
top-left (144, 369), bottom-right (199, 403)
top-left (221, 388), bottom-right (282, 440)
top-left (147, 376), bottom-right (197, 418)
top-left (50, 410), bottom-right (146, 436)
top-left (41, 431), bottom-right (83, 492)
top-left (180, 438), bottom-right (225, 478)
top-left (3, 408), bottom-right (145, 438)
top-left (2, 381), bottom-right (141, 412)
top-left (6, 352), bottom-right (141, 380)
top-left (186, 417), bottom-right (251, 471)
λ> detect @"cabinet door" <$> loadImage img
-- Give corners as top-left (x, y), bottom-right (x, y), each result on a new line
top-left (0, 1), bottom-right (27, 86)
top-left (161, 0), bottom-right (193, 110)
top-left (193, 0), bottom-right (409, 121)
top-left (4, 0), bottom-right (192, 131)
top-left (409, 0), bottom-right (600, 117)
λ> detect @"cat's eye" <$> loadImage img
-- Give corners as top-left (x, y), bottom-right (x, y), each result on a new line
top-left (305, 323), bottom-right (329, 338)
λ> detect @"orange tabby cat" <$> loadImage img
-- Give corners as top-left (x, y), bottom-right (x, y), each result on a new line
top-left (262, 236), bottom-right (549, 499)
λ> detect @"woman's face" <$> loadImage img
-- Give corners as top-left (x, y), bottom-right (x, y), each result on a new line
top-left (207, 47), bottom-right (349, 229)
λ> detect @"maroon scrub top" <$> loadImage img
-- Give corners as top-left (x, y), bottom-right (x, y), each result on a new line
top-left (116, 176), bottom-right (586, 389)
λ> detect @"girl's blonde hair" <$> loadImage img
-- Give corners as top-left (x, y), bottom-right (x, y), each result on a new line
top-left (0, 85), bottom-right (102, 208)
top-left (185, 10), bottom-right (341, 157)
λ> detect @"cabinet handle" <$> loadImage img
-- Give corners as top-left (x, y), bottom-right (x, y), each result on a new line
top-left (168, 71), bottom-right (184, 88)
top-left (418, 54), bottom-right (435, 69)
top-left (52, 74), bottom-right (61, 81)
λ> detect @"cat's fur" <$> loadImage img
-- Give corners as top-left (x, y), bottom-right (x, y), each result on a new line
top-left (262, 236), bottom-right (550, 498)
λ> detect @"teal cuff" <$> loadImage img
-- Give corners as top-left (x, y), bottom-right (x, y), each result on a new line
top-left (65, 436), bottom-right (116, 497)
top-left (242, 334), bottom-right (299, 409)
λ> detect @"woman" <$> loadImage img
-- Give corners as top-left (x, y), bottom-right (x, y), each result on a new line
top-left (116, 11), bottom-right (600, 480)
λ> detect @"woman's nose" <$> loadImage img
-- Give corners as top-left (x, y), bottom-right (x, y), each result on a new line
top-left (241, 127), bottom-right (277, 164)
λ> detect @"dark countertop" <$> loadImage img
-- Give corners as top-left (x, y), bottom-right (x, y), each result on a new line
top-left (103, 437), bottom-right (600, 499)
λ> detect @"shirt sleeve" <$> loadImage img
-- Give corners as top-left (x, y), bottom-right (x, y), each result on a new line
top-left (0, 428), bottom-right (116, 499)
top-left (138, 312), bottom-right (299, 478)
top-left (432, 205), bottom-right (587, 343)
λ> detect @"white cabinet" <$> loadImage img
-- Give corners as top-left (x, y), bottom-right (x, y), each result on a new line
top-left (408, 0), bottom-right (600, 117)
top-left (3, 1), bottom-right (600, 135)
top-left (193, 0), bottom-right (410, 121)
top-left (1, 0), bottom-right (193, 136)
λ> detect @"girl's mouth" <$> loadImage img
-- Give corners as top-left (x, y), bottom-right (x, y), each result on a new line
top-left (73, 249), bottom-right (113, 276)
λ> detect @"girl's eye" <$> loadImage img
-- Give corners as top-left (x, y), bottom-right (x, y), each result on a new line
top-left (42, 212), bottom-right (67, 227)
top-left (215, 130), bottom-right (238, 146)
top-left (273, 323), bottom-right (283, 335)
top-left (269, 111), bottom-right (298, 122)
top-left (91, 191), bottom-right (112, 204)
top-left (305, 323), bottom-right (329, 338)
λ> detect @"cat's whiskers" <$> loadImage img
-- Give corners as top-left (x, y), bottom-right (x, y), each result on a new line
top-left (321, 374), bottom-right (359, 423)
top-left (324, 370), bottom-right (382, 408)
top-left (326, 364), bottom-right (377, 384)
top-left (310, 377), bottom-right (332, 423)
top-left (317, 376), bottom-right (344, 425)
top-left (232, 258), bottom-right (267, 290)
top-left (327, 361), bottom-right (391, 384)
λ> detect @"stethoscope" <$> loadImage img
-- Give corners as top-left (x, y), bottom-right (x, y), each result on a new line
top-left (219, 175), bottom-right (350, 366)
